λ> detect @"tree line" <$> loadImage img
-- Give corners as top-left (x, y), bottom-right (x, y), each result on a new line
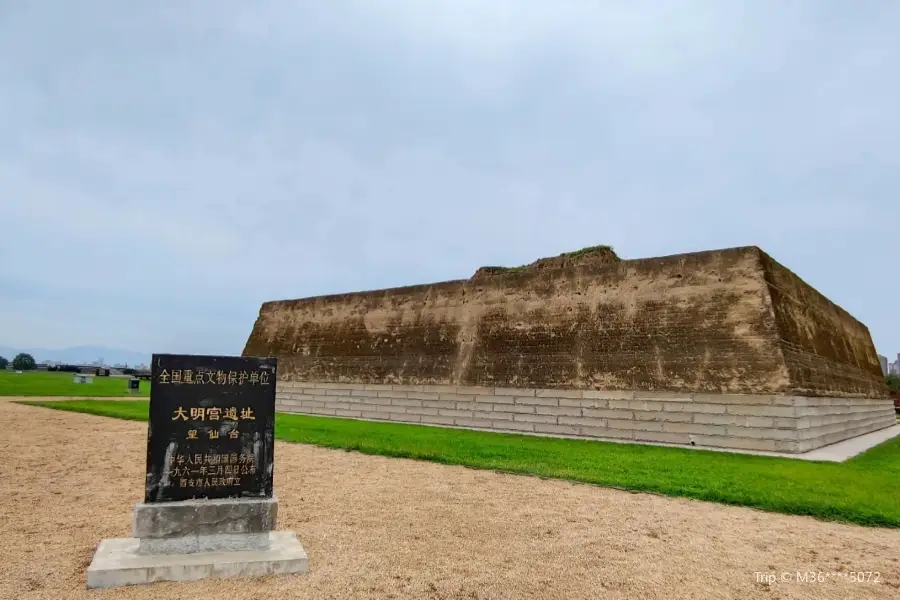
top-left (887, 373), bottom-right (900, 394)
top-left (0, 353), bottom-right (36, 370)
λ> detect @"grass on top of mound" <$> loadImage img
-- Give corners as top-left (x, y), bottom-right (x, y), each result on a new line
top-left (19, 399), bottom-right (900, 529)
top-left (0, 369), bottom-right (150, 397)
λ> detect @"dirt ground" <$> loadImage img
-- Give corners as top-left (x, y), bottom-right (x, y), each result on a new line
top-left (1, 399), bottom-right (899, 600)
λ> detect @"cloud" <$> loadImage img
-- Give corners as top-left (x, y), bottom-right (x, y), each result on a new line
top-left (0, 1), bottom-right (898, 357)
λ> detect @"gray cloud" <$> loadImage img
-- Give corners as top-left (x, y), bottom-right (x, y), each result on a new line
top-left (1, 1), bottom-right (898, 357)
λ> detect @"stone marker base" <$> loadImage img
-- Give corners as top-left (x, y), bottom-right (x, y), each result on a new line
top-left (86, 531), bottom-right (307, 589)
top-left (86, 496), bottom-right (307, 589)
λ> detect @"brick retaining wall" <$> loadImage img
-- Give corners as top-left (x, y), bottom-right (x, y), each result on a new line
top-left (276, 382), bottom-right (896, 454)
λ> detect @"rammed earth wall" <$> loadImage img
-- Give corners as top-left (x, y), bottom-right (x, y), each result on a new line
top-left (247, 245), bottom-right (893, 453)
top-left (245, 246), bottom-right (886, 397)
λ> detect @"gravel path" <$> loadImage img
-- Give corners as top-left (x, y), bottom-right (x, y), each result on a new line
top-left (1, 398), bottom-right (899, 600)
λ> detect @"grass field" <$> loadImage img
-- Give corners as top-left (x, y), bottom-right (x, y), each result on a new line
top-left (0, 370), bottom-right (150, 397)
top-left (21, 398), bottom-right (900, 528)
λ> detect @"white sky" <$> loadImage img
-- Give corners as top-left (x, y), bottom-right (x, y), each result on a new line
top-left (1, 1), bottom-right (898, 358)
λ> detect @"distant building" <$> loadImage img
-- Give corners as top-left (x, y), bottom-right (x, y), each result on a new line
top-left (879, 354), bottom-right (889, 375)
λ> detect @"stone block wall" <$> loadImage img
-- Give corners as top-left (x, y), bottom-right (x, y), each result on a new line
top-left (275, 381), bottom-right (896, 453)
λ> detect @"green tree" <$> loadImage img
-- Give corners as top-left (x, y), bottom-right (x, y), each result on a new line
top-left (12, 353), bottom-right (36, 370)
top-left (0, 356), bottom-right (8, 369)
top-left (887, 374), bottom-right (900, 393)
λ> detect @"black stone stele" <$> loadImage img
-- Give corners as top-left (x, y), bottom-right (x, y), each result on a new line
top-left (145, 354), bottom-right (276, 503)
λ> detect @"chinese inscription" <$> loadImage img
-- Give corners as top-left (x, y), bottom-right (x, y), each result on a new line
top-left (156, 367), bottom-right (272, 386)
top-left (145, 354), bottom-right (276, 503)
top-left (169, 452), bottom-right (258, 488)
top-left (171, 405), bottom-right (256, 441)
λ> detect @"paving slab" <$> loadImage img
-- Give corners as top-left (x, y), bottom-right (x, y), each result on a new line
top-left (798, 424), bottom-right (900, 462)
top-left (477, 421), bottom-right (900, 462)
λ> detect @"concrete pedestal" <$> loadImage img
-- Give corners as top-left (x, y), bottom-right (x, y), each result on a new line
top-left (86, 496), bottom-right (308, 589)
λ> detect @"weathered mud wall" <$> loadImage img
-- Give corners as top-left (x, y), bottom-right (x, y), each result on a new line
top-left (244, 246), bottom-right (809, 394)
top-left (759, 251), bottom-right (886, 397)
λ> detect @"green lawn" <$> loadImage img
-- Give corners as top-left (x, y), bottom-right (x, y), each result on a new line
top-left (0, 370), bottom-right (150, 397)
top-left (20, 399), bottom-right (900, 529)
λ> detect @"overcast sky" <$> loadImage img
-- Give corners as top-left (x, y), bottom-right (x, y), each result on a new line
top-left (1, 1), bottom-right (898, 360)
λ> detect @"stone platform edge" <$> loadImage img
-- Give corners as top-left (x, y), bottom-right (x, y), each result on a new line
top-left (86, 531), bottom-right (307, 589)
top-left (275, 381), bottom-right (896, 454)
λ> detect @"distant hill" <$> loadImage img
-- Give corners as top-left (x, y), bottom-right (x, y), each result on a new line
top-left (0, 345), bottom-right (151, 367)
